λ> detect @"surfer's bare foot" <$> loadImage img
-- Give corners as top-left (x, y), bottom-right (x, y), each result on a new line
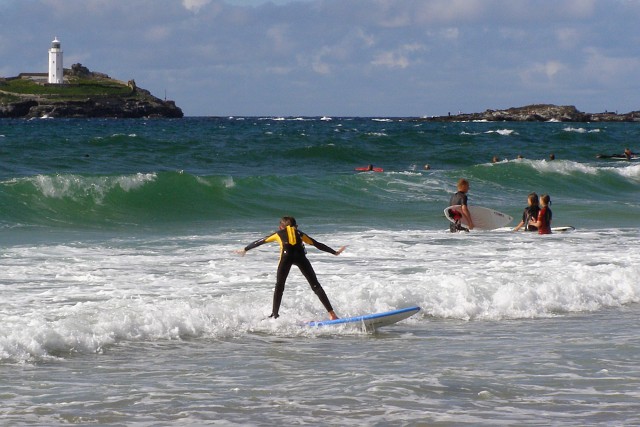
top-left (329, 311), bottom-right (338, 320)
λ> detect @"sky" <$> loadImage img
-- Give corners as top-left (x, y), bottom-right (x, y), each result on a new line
top-left (1, 0), bottom-right (639, 117)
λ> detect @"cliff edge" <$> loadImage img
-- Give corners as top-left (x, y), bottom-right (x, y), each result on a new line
top-left (0, 64), bottom-right (183, 119)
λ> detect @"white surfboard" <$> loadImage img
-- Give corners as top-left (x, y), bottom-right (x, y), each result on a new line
top-left (445, 205), bottom-right (513, 230)
top-left (596, 154), bottom-right (639, 161)
top-left (496, 226), bottom-right (576, 233)
top-left (551, 226), bottom-right (576, 232)
top-left (306, 306), bottom-right (420, 332)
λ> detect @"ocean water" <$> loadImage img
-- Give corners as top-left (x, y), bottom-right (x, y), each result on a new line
top-left (1, 117), bottom-right (640, 425)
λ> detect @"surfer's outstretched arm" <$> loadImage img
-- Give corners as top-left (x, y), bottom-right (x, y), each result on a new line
top-left (300, 232), bottom-right (346, 255)
top-left (235, 233), bottom-right (279, 256)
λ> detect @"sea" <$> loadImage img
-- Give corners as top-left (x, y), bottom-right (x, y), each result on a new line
top-left (1, 117), bottom-right (639, 426)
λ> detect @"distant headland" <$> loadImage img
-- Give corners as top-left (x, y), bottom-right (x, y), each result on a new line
top-left (419, 104), bottom-right (640, 123)
top-left (0, 63), bottom-right (183, 119)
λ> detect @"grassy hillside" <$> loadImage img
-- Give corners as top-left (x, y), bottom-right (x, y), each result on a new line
top-left (0, 76), bottom-right (134, 100)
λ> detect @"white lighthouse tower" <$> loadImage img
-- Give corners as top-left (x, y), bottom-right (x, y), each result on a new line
top-left (48, 37), bottom-right (63, 84)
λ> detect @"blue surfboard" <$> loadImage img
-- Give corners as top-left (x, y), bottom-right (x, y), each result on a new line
top-left (306, 306), bottom-right (421, 331)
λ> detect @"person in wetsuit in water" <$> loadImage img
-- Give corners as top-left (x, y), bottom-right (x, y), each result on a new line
top-left (528, 194), bottom-right (552, 234)
top-left (237, 216), bottom-right (346, 320)
top-left (448, 178), bottom-right (474, 232)
top-left (513, 192), bottom-right (540, 232)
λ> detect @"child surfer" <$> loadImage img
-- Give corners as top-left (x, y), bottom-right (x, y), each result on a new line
top-left (448, 178), bottom-right (474, 232)
top-left (236, 216), bottom-right (346, 320)
top-left (528, 194), bottom-right (552, 234)
top-left (513, 192), bottom-right (540, 232)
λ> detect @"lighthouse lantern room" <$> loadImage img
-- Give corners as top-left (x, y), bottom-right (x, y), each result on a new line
top-left (48, 37), bottom-right (63, 84)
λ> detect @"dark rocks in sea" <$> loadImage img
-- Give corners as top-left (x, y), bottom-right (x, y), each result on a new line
top-left (11, 96), bottom-right (184, 119)
top-left (421, 104), bottom-right (640, 123)
top-left (0, 64), bottom-right (183, 119)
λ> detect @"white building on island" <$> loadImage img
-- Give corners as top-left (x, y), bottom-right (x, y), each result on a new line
top-left (48, 37), bottom-right (63, 84)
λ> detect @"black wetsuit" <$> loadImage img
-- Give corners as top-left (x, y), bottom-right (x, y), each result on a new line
top-left (448, 191), bottom-right (469, 232)
top-left (244, 225), bottom-right (337, 318)
top-left (522, 206), bottom-right (541, 231)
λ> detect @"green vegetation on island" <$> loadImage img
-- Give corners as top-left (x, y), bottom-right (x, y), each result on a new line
top-left (1, 76), bottom-right (131, 98)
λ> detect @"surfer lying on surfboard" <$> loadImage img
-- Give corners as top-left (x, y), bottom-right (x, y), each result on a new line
top-left (355, 164), bottom-right (384, 172)
top-left (236, 216), bottom-right (346, 320)
top-left (596, 147), bottom-right (637, 160)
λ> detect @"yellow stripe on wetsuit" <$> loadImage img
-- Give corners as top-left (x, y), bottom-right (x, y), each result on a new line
top-left (286, 225), bottom-right (297, 245)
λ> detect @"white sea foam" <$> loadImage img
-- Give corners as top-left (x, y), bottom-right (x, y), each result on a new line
top-left (2, 227), bottom-right (638, 363)
top-left (533, 159), bottom-right (599, 175)
top-left (30, 173), bottom-right (157, 202)
top-left (563, 127), bottom-right (601, 133)
top-left (485, 129), bottom-right (516, 136)
top-left (224, 177), bottom-right (237, 189)
top-left (109, 133), bottom-right (138, 138)
top-left (615, 163), bottom-right (640, 180)
top-left (529, 159), bottom-right (640, 180)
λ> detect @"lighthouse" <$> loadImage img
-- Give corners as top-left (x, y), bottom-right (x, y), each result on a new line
top-left (48, 37), bottom-right (63, 84)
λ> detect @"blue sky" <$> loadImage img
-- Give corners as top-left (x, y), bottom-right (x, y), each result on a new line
top-left (1, 0), bottom-right (639, 117)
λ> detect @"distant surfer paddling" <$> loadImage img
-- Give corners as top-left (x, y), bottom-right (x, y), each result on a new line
top-left (625, 148), bottom-right (636, 160)
top-left (596, 147), bottom-right (637, 160)
top-left (236, 216), bottom-right (346, 320)
top-left (355, 164), bottom-right (383, 172)
top-left (448, 178), bottom-right (474, 232)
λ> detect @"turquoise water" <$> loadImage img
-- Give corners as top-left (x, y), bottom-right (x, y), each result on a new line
top-left (2, 117), bottom-right (639, 233)
top-left (1, 117), bottom-right (640, 425)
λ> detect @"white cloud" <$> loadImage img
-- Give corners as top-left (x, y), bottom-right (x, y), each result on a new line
top-left (414, 0), bottom-right (487, 24)
top-left (266, 25), bottom-right (294, 54)
top-left (182, 0), bottom-right (212, 13)
top-left (583, 48), bottom-right (640, 85)
top-left (372, 43), bottom-right (425, 69)
top-left (2, 0), bottom-right (639, 115)
top-left (311, 46), bottom-right (333, 74)
top-left (372, 51), bottom-right (409, 69)
top-left (555, 28), bottom-right (581, 49)
top-left (541, 61), bottom-right (566, 79)
top-left (354, 28), bottom-right (376, 48)
top-left (520, 60), bottom-right (567, 84)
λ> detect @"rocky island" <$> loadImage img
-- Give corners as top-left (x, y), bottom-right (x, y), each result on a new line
top-left (0, 63), bottom-right (183, 119)
top-left (421, 104), bottom-right (640, 122)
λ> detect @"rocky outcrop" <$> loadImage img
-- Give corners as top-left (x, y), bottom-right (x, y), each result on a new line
top-left (422, 104), bottom-right (640, 122)
top-left (0, 99), bottom-right (39, 117)
top-left (0, 93), bottom-right (183, 119)
top-left (0, 65), bottom-right (183, 119)
top-left (12, 96), bottom-right (183, 119)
